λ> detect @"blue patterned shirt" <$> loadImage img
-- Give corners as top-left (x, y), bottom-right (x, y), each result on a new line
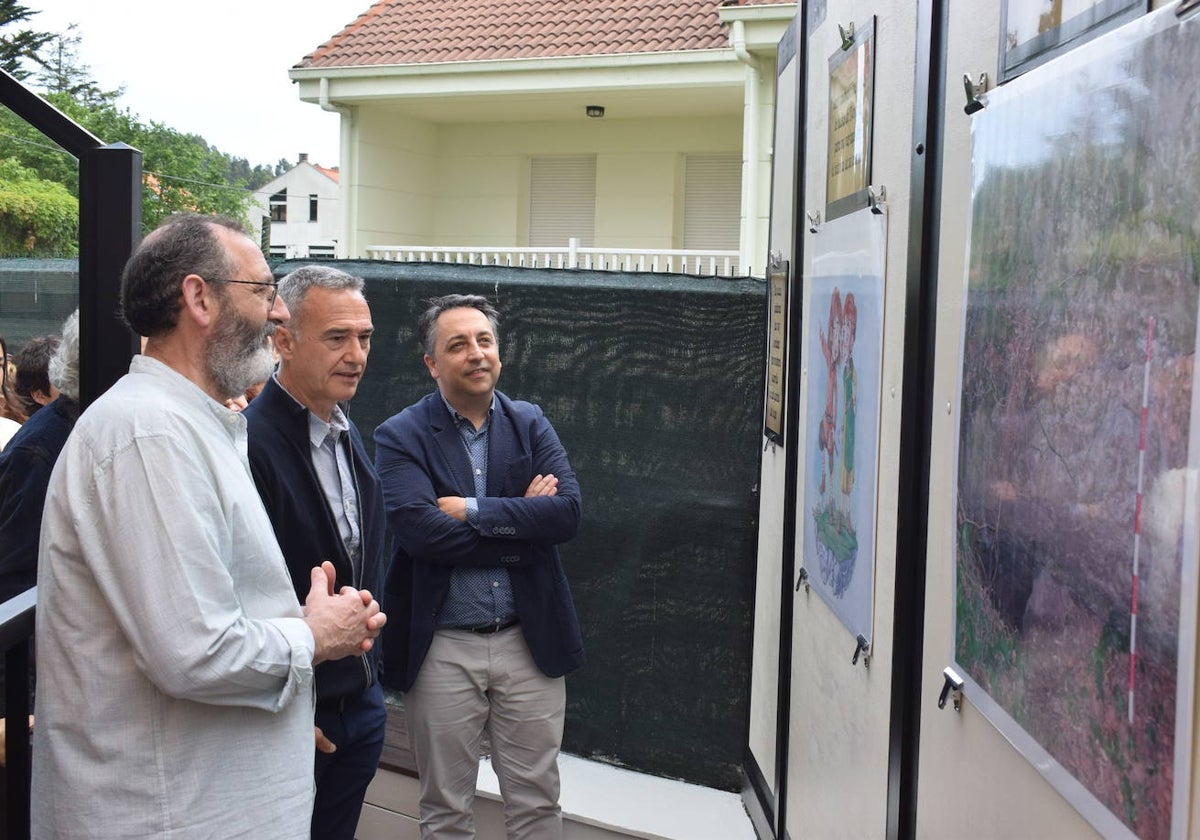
top-left (435, 395), bottom-right (516, 628)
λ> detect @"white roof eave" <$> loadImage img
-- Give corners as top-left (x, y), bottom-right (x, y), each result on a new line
top-left (291, 49), bottom-right (754, 103)
top-left (290, 47), bottom-right (744, 83)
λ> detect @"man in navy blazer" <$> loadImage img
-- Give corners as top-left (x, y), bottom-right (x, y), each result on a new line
top-left (245, 265), bottom-right (389, 840)
top-left (375, 293), bottom-right (582, 839)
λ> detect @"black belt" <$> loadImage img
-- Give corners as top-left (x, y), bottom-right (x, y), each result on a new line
top-left (462, 618), bottom-right (519, 635)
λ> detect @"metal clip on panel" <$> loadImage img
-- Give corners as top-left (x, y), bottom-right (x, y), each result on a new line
top-left (963, 72), bottom-right (988, 115)
top-left (938, 666), bottom-right (965, 712)
top-left (868, 185), bottom-right (887, 215)
top-left (838, 22), bottom-right (856, 51)
top-left (852, 634), bottom-right (870, 667)
top-left (795, 567), bottom-right (810, 592)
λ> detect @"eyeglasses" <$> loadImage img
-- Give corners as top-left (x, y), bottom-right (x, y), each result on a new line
top-left (211, 278), bottom-right (279, 308)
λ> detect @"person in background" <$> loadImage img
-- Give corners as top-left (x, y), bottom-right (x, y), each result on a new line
top-left (0, 311), bottom-right (80, 767)
top-left (244, 265), bottom-right (389, 840)
top-left (11, 335), bottom-right (60, 419)
top-left (0, 337), bottom-right (20, 447)
top-left (32, 213), bottom-right (385, 839)
top-left (0, 311), bottom-right (80, 605)
top-left (375, 293), bottom-right (583, 840)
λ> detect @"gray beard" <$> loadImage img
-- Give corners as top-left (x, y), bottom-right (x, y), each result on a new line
top-left (206, 311), bottom-right (276, 400)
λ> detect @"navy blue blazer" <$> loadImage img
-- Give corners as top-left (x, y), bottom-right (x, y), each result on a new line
top-left (0, 396), bottom-right (79, 604)
top-left (244, 376), bottom-right (388, 701)
top-left (374, 390), bottom-right (584, 691)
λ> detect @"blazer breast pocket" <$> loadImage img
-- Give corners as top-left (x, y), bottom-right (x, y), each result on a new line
top-left (501, 454), bottom-right (534, 492)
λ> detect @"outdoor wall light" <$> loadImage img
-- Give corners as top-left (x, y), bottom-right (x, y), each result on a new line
top-left (585, 105), bottom-right (605, 118)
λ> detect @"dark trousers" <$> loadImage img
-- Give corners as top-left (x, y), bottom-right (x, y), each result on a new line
top-left (313, 680), bottom-right (388, 840)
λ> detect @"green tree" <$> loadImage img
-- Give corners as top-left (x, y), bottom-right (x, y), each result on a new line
top-left (0, 157), bottom-right (77, 256)
top-left (0, 0), bottom-right (52, 80)
top-left (0, 18), bottom-right (295, 244)
top-left (34, 24), bottom-right (121, 107)
top-left (0, 91), bottom-right (267, 235)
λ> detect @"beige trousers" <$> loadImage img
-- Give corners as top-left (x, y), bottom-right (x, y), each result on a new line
top-left (405, 626), bottom-right (566, 840)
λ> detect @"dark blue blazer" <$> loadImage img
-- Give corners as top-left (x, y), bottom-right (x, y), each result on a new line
top-left (0, 397), bottom-right (79, 604)
top-left (244, 376), bottom-right (388, 701)
top-left (374, 390), bottom-right (584, 691)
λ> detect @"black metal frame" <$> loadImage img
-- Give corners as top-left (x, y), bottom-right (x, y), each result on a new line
top-left (0, 69), bottom-right (141, 406)
top-left (0, 589), bottom-right (35, 839)
top-left (884, 1), bottom-right (946, 837)
top-left (771, 2), bottom-right (809, 836)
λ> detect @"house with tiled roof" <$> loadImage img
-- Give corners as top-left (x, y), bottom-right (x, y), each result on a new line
top-left (248, 153), bottom-right (342, 260)
top-left (289, 0), bottom-right (795, 276)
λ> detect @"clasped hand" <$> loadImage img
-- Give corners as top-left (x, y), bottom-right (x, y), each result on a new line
top-left (303, 561), bottom-right (386, 664)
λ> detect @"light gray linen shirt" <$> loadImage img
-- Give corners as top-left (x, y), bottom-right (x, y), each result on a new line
top-left (32, 355), bottom-right (317, 839)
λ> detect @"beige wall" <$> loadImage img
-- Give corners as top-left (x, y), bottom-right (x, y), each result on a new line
top-left (594, 152), bottom-right (677, 249)
top-left (349, 112), bottom-right (744, 255)
top-left (351, 110), bottom-right (439, 250)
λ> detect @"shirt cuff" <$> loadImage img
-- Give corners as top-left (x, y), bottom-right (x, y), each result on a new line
top-left (264, 617), bottom-right (316, 712)
top-left (465, 497), bottom-right (479, 529)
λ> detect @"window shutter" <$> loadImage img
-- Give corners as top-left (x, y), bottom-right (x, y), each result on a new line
top-left (683, 154), bottom-right (741, 251)
top-left (529, 156), bottom-right (596, 247)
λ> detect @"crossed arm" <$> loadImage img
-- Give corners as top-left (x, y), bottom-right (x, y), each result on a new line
top-left (375, 411), bottom-right (580, 567)
top-left (436, 472), bottom-right (560, 521)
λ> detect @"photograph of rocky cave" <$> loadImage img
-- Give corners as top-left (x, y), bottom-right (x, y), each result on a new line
top-left (953, 10), bottom-right (1199, 839)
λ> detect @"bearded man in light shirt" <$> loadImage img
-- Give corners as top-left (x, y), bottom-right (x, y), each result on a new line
top-left (32, 213), bottom-right (385, 839)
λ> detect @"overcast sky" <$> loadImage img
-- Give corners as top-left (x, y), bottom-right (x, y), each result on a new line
top-left (25, 0), bottom-right (370, 168)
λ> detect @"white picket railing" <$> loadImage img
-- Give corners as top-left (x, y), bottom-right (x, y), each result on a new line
top-left (364, 238), bottom-right (744, 278)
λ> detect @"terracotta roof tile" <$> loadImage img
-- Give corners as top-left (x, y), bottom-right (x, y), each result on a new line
top-left (298, 0), bottom-right (783, 69)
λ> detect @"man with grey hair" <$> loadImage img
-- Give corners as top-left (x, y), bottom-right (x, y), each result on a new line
top-left (244, 264), bottom-right (389, 840)
top-left (33, 215), bottom-right (385, 839)
top-left (0, 310), bottom-right (79, 605)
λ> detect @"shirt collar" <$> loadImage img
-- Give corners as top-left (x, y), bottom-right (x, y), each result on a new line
top-left (131, 354), bottom-right (247, 433)
top-left (308, 403), bottom-right (348, 449)
top-left (440, 393), bottom-right (495, 430)
top-left (271, 374), bottom-right (349, 448)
